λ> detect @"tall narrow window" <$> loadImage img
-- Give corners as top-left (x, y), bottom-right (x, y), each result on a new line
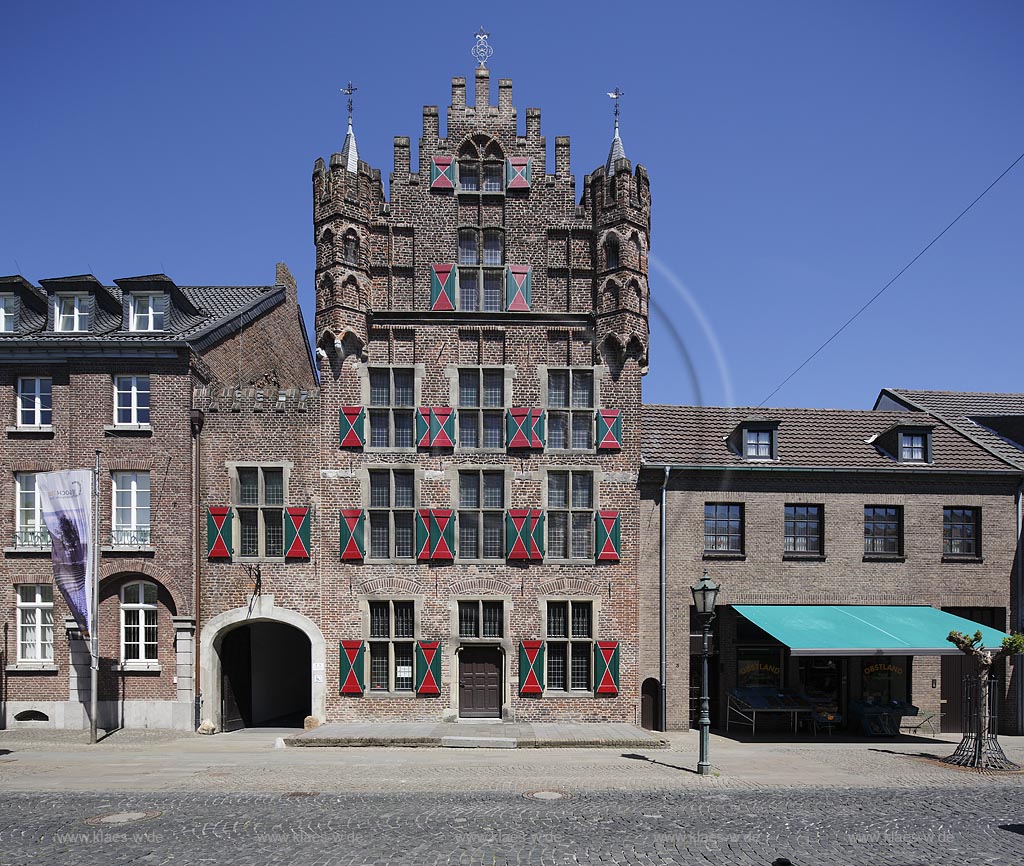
top-left (458, 159), bottom-right (480, 191)
top-left (458, 470), bottom-right (505, 559)
top-left (547, 471), bottom-right (594, 560)
top-left (17, 377), bottom-right (52, 428)
top-left (15, 473), bottom-right (50, 548)
top-left (547, 369), bottom-right (594, 450)
top-left (54, 294), bottom-right (90, 332)
top-left (483, 162), bottom-right (503, 192)
top-left (120, 580), bottom-right (158, 663)
top-left (112, 471), bottom-right (151, 546)
top-left (458, 368), bottom-right (505, 449)
top-left (343, 232), bottom-right (360, 265)
top-left (459, 229), bottom-right (479, 265)
top-left (368, 367), bottom-right (415, 449)
top-left (16, 584), bottom-right (54, 662)
top-left (368, 600), bottom-right (415, 692)
top-left (604, 236), bottom-right (620, 270)
top-left (0, 294), bottom-right (16, 333)
top-left (114, 375), bottom-right (151, 426)
top-left (129, 293), bottom-right (166, 332)
top-left (233, 466), bottom-right (285, 558)
top-left (546, 600), bottom-right (593, 691)
top-left (482, 230), bottom-right (503, 266)
top-left (368, 469), bottom-right (416, 560)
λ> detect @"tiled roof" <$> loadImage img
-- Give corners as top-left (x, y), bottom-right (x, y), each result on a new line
top-left (879, 389), bottom-right (1024, 470)
top-left (642, 404), bottom-right (1014, 472)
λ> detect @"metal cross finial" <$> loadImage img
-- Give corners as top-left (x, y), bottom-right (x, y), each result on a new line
top-left (472, 26), bottom-right (493, 68)
top-left (340, 81), bottom-right (358, 121)
top-left (607, 87), bottom-right (625, 125)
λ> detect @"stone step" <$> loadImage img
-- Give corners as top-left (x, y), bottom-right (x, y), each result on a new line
top-left (440, 735), bottom-right (517, 749)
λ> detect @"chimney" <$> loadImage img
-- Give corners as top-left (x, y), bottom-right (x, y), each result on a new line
top-left (452, 77), bottom-right (466, 109)
top-left (555, 136), bottom-right (570, 177)
top-left (498, 78), bottom-right (513, 114)
top-left (475, 67), bottom-right (490, 108)
top-left (393, 136), bottom-right (410, 176)
top-left (422, 106), bottom-right (439, 141)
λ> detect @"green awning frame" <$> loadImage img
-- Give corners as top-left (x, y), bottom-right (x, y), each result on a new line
top-left (733, 605), bottom-right (1011, 657)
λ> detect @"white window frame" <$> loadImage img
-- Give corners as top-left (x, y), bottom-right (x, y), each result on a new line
top-left (113, 375), bottom-right (151, 427)
top-left (128, 293), bottom-right (166, 332)
top-left (16, 584), bottom-right (54, 663)
top-left (0, 294), bottom-right (15, 333)
top-left (111, 471), bottom-right (151, 546)
top-left (14, 472), bottom-right (50, 548)
top-left (899, 431), bottom-right (928, 463)
top-left (54, 294), bottom-right (89, 332)
top-left (743, 427), bottom-right (774, 460)
top-left (120, 580), bottom-right (158, 664)
top-left (16, 376), bottom-right (53, 428)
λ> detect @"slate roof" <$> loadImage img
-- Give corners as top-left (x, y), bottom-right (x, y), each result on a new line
top-left (878, 389), bottom-right (1024, 470)
top-left (641, 404), bottom-right (1015, 472)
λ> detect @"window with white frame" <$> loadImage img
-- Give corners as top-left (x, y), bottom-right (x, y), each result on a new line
top-left (17, 377), bottom-right (52, 428)
top-left (113, 375), bottom-right (151, 426)
top-left (17, 584), bottom-right (54, 662)
top-left (120, 580), bottom-right (158, 663)
top-left (128, 293), bottom-right (166, 332)
top-left (368, 600), bottom-right (415, 691)
top-left (547, 470), bottom-right (594, 560)
top-left (899, 431), bottom-right (928, 463)
top-left (547, 369), bottom-right (594, 450)
top-left (458, 368), bottom-right (505, 449)
top-left (234, 466), bottom-right (284, 558)
top-left (0, 294), bottom-right (16, 333)
top-left (368, 367), bottom-right (415, 449)
top-left (368, 469), bottom-right (415, 560)
top-left (15, 472), bottom-right (50, 547)
top-left (743, 427), bottom-right (773, 459)
top-left (546, 600), bottom-right (593, 691)
top-left (111, 471), bottom-right (151, 546)
top-left (458, 470), bottom-right (504, 559)
top-left (54, 294), bottom-right (90, 332)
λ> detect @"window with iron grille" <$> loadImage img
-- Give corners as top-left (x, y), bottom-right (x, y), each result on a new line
top-left (784, 504), bottom-right (823, 555)
top-left (704, 503), bottom-right (743, 553)
top-left (547, 471), bottom-right (594, 560)
top-left (943, 507), bottom-right (980, 557)
top-left (864, 506), bottom-right (903, 555)
top-left (457, 156), bottom-right (504, 193)
top-left (16, 584), bottom-right (54, 662)
top-left (744, 428), bottom-right (773, 459)
top-left (368, 469), bottom-right (416, 560)
top-left (546, 600), bottom-right (593, 691)
top-left (546, 369), bottom-right (594, 450)
top-left (458, 600), bottom-right (504, 639)
top-left (121, 580), bottom-right (158, 663)
top-left (368, 600), bottom-right (415, 691)
top-left (17, 377), bottom-right (52, 428)
top-left (458, 470), bottom-right (505, 560)
top-left (368, 367), bottom-right (415, 449)
top-left (14, 473), bottom-right (50, 548)
top-left (457, 368), bottom-right (506, 449)
top-left (233, 466), bottom-right (286, 559)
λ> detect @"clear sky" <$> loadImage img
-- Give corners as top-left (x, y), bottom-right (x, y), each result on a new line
top-left (1, 1), bottom-right (1021, 409)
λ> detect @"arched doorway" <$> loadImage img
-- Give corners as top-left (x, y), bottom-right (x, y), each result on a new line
top-left (220, 622), bottom-right (311, 730)
top-left (641, 677), bottom-right (662, 731)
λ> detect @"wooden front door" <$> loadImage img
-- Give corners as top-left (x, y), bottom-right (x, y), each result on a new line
top-left (940, 607), bottom-right (1005, 733)
top-left (459, 647), bottom-right (502, 718)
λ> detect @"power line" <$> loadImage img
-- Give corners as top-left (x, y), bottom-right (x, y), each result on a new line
top-left (757, 149), bottom-right (1024, 408)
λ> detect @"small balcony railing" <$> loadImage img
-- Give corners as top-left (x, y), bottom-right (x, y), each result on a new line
top-left (13, 528), bottom-right (51, 548)
top-left (109, 527), bottom-right (152, 547)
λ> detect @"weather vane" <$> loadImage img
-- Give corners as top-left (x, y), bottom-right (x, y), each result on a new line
top-left (472, 26), bottom-right (493, 68)
top-left (607, 87), bottom-right (624, 124)
top-left (340, 81), bottom-right (358, 121)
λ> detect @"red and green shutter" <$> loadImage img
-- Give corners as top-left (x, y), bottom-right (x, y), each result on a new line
top-left (283, 506), bottom-right (311, 559)
top-left (505, 265), bottom-right (531, 311)
top-left (594, 641), bottom-right (620, 695)
top-left (506, 157), bottom-right (531, 190)
top-left (416, 509), bottom-right (431, 561)
top-left (207, 507), bottom-right (232, 560)
top-left (430, 264), bottom-right (456, 311)
top-left (339, 406), bottom-right (365, 447)
top-left (429, 509), bottom-right (455, 560)
top-left (339, 640), bottom-right (365, 695)
top-left (596, 510), bottom-right (621, 562)
top-left (415, 640), bottom-right (442, 695)
top-left (596, 409), bottom-right (623, 450)
top-left (519, 640), bottom-right (545, 695)
top-left (506, 407), bottom-right (545, 449)
top-left (430, 156), bottom-right (455, 190)
top-left (339, 509), bottom-right (365, 561)
top-left (430, 408), bottom-right (456, 448)
top-left (416, 407), bottom-right (432, 447)
top-left (506, 509), bottom-right (544, 561)
top-left (528, 508), bottom-right (544, 560)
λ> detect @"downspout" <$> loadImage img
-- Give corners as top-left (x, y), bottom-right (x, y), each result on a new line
top-left (1017, 479), bottom-right (1023, 735)
top-left (190, 407), bottom-right (205, 730)
top-left (660, 466), bottom-right (669, 732)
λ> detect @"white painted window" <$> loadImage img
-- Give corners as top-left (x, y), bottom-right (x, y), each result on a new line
top-left (17, 376), bottom-right (52, 427)
top-left (120, 580), bottom-right (158, 662)
top-left (15, 472), bottom-right (50, 548)
top-left (114, 375), bottom-right (151, 426)
top-left (111, 471), bottom-right (150, 546)
top-left (0, 295), bottom-right (15, 333)
top-left (129, 293), bottom-right (166, 332)
top-left (54, 294), bottom-right (90, 332)
top-left (17, 584), bottom-right (54, 662)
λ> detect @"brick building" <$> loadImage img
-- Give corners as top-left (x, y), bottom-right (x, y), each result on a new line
top-left (0, 267), bottom-right (314, 729)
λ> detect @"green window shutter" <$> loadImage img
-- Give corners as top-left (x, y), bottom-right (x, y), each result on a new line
top-left (505, 265), bottom-right (531, 311)
top-left (340, 640), bottom-right (365, 695)
top-left (596, 510), bottom-right (621, 562)
top-left (506, 408), bottom-right (544, 449)
top-left (415, 640), bottom-right (442, 695)
top-left (207, 507), bottom-right (232, 559)
top-left (594, 641), bottom-right (620, 695)
top-left (416, 509), bottom-right (431, 561)
top-left (506, 157), bottom-right (531, 189)
top-left (596, 409), bottom-right (623, 450)
top-left (430, 408), bottom-right (456, 448)
top-left (430, 156), bottom-right (455, 190)
top-left (506, 509), bottom-right (532, 560)
top-left (430, 509), bottom-right (455, 560)
top-left (339, 509), bottom-right (365, 561)
top-left (529, 508), bottom-right (544, 560)
top-left (339, 406), bottom-right (365, 447)
top-left (416, 408), bottom-right (431, 447)
top-left (284, 506), bottom-right (311, 559)
top-left (519, 640), bottom-right (544, 695)
top-left (529, 408), bottom-right (545, 448)
top-left (430, 264), bottom-right (456, 311)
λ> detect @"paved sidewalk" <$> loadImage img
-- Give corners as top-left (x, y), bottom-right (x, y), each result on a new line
top-left (285, 720), bottom-right (666, 748)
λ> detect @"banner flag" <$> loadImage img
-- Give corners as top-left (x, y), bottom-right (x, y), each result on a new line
top-left (35, 470), bottom-right (94, 636)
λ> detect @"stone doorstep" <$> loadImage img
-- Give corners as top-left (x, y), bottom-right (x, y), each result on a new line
top-left (440, 736), bottom-right (517, 749)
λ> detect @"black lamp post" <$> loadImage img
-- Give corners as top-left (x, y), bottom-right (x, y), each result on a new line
top-left (691, 569), bottom-right (721, 776)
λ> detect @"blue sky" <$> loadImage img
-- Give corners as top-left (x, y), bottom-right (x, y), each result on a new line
top-left (1, 1), bottom-right (1021, 409)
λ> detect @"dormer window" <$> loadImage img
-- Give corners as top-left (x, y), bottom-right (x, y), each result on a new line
top-left (129, 293), bottom-right (166, 332)
top-left (898, 430), bottom-right (930, 463)
top-left (744, 428), bottom-right (774, 460)
top-left (0, 294), bottom-right (15, 333)
top-left (54, 294), bottom-right (90, 332)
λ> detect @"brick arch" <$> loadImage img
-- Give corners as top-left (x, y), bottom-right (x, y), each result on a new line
top-left (599, 279), bottom-right (620, 314)
top-left (602, 232), bottom-right (621, 271)
top-left (449, 576), bottom-right (516, 596)
top-left (358, 576), bottom-right (422, 596)
top-left (99, 561), bottom-right (186, 616)
top-left (535, 576), bottom-right (602, 596)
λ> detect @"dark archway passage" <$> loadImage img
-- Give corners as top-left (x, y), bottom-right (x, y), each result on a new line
top-left (640, 677), bottom-right (662, 731)
top-left (220, 621), bottom-right (311, 730)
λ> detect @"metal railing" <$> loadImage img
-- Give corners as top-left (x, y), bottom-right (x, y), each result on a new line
top-left (13, 528), bottom-right (51, 548)
top-left (109, 527), bottom-right (152, 547)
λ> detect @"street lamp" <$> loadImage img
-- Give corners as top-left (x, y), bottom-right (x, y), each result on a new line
top-left (691, 569), bottom-right (721, 776)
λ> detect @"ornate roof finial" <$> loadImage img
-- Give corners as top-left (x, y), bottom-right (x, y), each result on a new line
top-left (472, 26), bottom-right (493, 68)
top-left (340, 81), bottom-right (358, 123)
top-left (607, 87), bottom-right (624, 131)
top-left (605, 87), bottom-right (627, 173)
top-left (337, 80), bottom-right (359, 174)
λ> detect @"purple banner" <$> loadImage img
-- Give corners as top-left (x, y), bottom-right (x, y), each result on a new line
top-left (35, 470), bottom-right (94, 636)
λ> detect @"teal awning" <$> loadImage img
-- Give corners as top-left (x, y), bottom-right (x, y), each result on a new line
top-left (733, 605), bottom-right (1011, 656)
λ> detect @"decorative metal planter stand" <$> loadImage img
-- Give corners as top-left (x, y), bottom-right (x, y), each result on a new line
top-left (943, 677), bottom-right (1019, 771)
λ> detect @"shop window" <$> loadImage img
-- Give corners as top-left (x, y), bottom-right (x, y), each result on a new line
top-left (736, 647), bottom-right (783, 689)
